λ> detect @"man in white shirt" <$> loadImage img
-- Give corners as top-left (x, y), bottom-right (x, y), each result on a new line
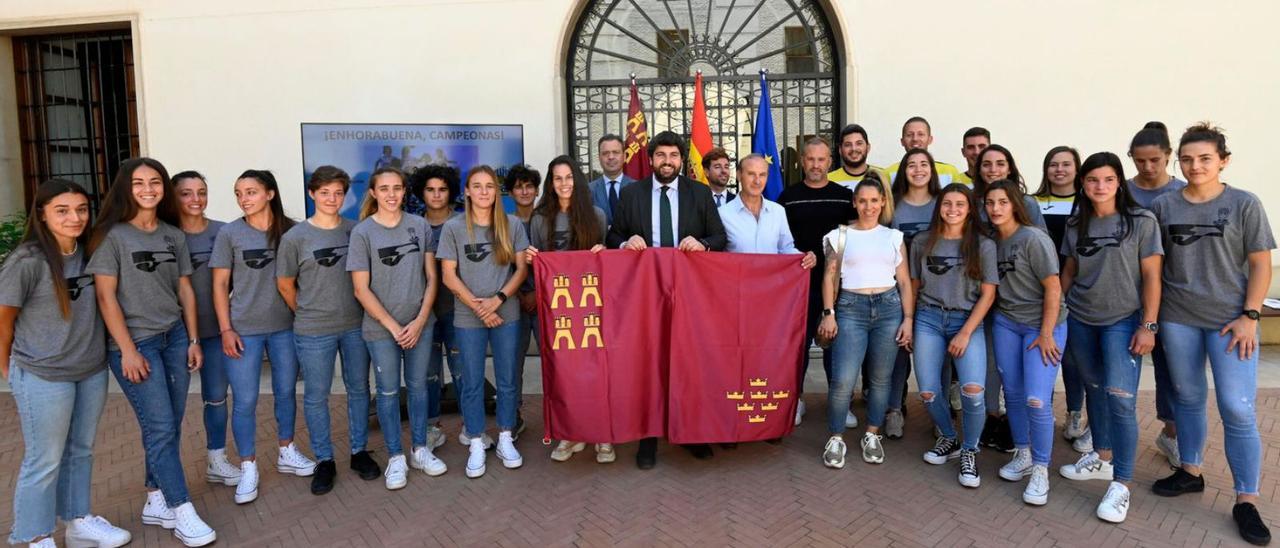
top-left (721, 154), bottom-right (817, 266)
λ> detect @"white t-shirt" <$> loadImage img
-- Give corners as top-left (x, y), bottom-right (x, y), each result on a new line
top-left (823, 224), bottom-right (904, 291)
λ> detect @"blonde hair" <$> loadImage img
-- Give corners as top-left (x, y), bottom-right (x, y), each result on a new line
top-left (360, 167), bottom-right (407, 220)
top-left (464, 165), bottom-right (516, 265)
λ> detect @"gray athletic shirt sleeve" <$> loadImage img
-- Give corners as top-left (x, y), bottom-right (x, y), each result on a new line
top-left (910, 236), bottom-right (999, 311)
top-left (347, 213), bottom-right (434, 341)
top-left (1061, 211), bottom-right (1162, 326)
top-left (1151, 186), bottom-right (1276, 329)
top-left (85, 222), bottom-right (193, 347)
top-left (0, 246), bottom-right (106, 381)
top-left (995, 225), bottom-right (1065, 327)
top-left (184, 220), bottom-right (225, 340)
top-left (436, 214), bottom-right (530, 329)
top-left (208, 219), bottom-right (294, 336)
top-left (277, 219), bottom-right (363, 336)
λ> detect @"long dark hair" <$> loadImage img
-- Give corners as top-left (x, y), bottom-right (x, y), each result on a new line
top-left (923, 183), bottom-right (985, 281)
top-left (1034, 146), bottom-right (1081, 197)
top-left (1068, 152), bottom-right (1140, 244)
top-left (1129, 121), bottom-right (1171, 155)
top-left (973, 144), bottom-right (1025, 196)
top-left (985, 179), bottom-right (1035, 229)
top-left (891, 148), bottom-right (941, 205)
top-left (90, 157), bottom-right (180, 253)
top-left (7, 179), bottom-right (93, 318)
top-left (236, 169), bottom-right (295, 249)
top-left (535, 155), bottom-right (603, 250)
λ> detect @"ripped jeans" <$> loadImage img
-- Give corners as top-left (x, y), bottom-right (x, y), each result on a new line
top-left (1067, 313), bottom-right (1141, 482)
top-left (913, 305), bottom-right (987, 450)
top-left (367, 330), bottom-right (433, 458)
top-left (992, 313), bottom-right (1067, 467)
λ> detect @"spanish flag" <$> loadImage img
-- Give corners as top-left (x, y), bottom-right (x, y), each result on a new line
top-left (687, 72), bottom-right (713, 185)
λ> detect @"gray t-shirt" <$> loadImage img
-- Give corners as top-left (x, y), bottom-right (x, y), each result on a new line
top-left (86, 222), bottom-right (193, 346)
top-left (0, 245), bottom-right (105, 381)
top-left (1151, 186), bottom-right (1276, 329)
top-left (1127, 177), bottom-right (1187, 209)
top-left (1061, 210), bottom-right (1163, 326)
top-left (430, 213), bottom-right (461, 319)
top-left (995, 225), bottom-right (1065, 327)
top-left (529, 207), bottom-right (608, 251)
top-left (910, 236), bottom-right (999, 311)
top-left (184, 220), bottom-right (225, 340)
top-left (347, 213), bottom-right (434, 341)
top-left (277, 219), bottom-right (363, 336)
top-left (892, 198), bottom-right (935, 245)
top-left (209, 219), bottom-right (294, 336)
top-left (436, 214), bottom-right (530, 329)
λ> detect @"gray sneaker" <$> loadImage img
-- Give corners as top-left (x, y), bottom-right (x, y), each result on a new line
top-left (427, 425), bottom-right (446, 450)
top-left (885, 410), bottom-right (905, 440)
top-left (823, 435), bottom-right (847, 469)
top-left (861, 432), bottom-right (885, 464)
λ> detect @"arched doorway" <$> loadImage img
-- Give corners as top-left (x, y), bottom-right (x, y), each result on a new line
top-left (565, 0), bottom-right (843, 185)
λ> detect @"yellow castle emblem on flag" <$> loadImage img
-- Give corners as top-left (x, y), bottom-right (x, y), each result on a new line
top-left (724, 376), bottom-right (790, 424)
top-left (549, 272), bottom-right (604, 350)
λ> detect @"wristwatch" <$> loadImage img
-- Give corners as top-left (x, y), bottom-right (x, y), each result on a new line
top-left (188, 338), bottom-right (200, 346)
top-left (1142, 321), bottom-right (1159, 334)
top-left (821, 308), bottom-right (835, 317)
top-left (495, 291), bottom-right (509, 303)
top-left (1243, 309), bottom-right (1261, 321)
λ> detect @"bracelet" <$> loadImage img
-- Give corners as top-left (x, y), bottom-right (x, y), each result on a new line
top-left (220, 328), bottom-right (234, 334)
top-left (495, 291), bottom-right (509, 303)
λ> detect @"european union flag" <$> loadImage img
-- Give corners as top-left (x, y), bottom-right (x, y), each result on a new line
top-left (752, 71), bottom-right (785, 201)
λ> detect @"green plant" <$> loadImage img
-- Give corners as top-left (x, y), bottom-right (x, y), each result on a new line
top-left (0, 212), bottom-right (26, 264)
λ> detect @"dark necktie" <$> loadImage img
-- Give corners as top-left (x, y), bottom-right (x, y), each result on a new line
top-left (715, 194), bottom-right (723, 207)
top-left (608, 181), bottom-right (619, 220)
top-left (660, 185), bottom-right (674, 247)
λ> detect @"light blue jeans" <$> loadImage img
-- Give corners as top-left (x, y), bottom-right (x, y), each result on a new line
top-left (1160, 320), bottom-right (1261, 495)
top-left (1067, 314), bottom-right (1141, 482)
top-left (198, 335), bottom-right (228, 451)
top-left (457, 321), bottom-right (521, 437)
top-left (913, 305), bottom-right (988, 450)
top-left (225, 329), bottom-right (299, 459)
top-left (296, 328), bottom-right (371, 462)
top-left (992, 312), bottom-right (1067, 466)
top-left (827, 288), bottom-right (903, 434)
top-left (367, 331), bottom-right (433, 457)
top-left (8, 367), bottom-right (108, 544)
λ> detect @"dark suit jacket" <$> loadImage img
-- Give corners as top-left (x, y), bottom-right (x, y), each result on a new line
top-left (588, 174), bottom-right (635, 226)
top-left (606, 175), bottom-right (728, 251)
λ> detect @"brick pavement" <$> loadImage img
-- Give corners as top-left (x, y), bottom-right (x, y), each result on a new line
top-left (0, 390), bottom-right (1277, 547)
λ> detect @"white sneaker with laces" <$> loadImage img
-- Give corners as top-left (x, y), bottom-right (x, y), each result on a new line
top-left (861, 432), bottom-right (885, 464)
top-left (458, 431), bottom-right (495, 449)
top-left (884, 410), bottom-right (904, 439)
top-left (466, 438), bottom-right (487, 478)
top-left (1096, 481), bottom-right (1130, 523)
top-left (1072, 428), bottom-right (1094, 453)
top-left (823, 435), bottom-right (847, 469)
top-left (550, 441), bottom-right (586, 462)
top-left (1155, 431), bottom-right (1181, 468)
top-left (794, 400), bottom-right (806, 427)
top-left (1064, 410), bottom-right (1087, 440)
top-left (29, 538), bottom-right (55, 548)
top-left (384, 454), bottom-right (408, 490)
top-left (595, 443), bottom-right (616, 464)
top-left (66, 514), bottom-right (132, 548)
top-left (1023, 465), bottom-right (1050, 506)
top-left (205, 448), bottom-right (241, 486)
top-left (411, 445), bottom-right (448, 476)
top-left (276, 442), bottom-right (317, 476)
top-left (844, 410), bottom-right (859, 429)
top-left (1059, 451), bottom-right (1114, 481)
top-left (234, 461), bottom-right (259, 504)
top-left (141, 490), bottom-right (176, 529)
top-left (999, 447), bottom-right (1033, 481)
top-left (496, 431), bottom-right (522, 469)
top-left (171, 502), bottom-right (217, 547)
top-left (427, 424), bottom-right (446, 450)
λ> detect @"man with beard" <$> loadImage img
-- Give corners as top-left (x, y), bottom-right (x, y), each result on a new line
top-left (959, 126), bottom-right (990, 186)
top-left (607, 130), bottom-right (727, 469)
top-left (827, 124), bottom-right (887, 190)
top-left (885, 116), bottom-right (968, 186)
top-left (702, 147), bottom-right (736, 206)
top-left (588, 134), bottom-right (635, 227)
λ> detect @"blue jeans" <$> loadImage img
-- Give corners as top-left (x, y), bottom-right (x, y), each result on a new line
top-left (992, 313), bottom-right (1067, 466)
top-left (456, 322), bottom-right (521, 437)
top-left (1067, 314), bottom-right (1141, 482)
top-left (913, 305), bottom-right (988, 450)
top-left (888, 349), bottom-right (910, 411)
top-left (1160, 320), bottom-right (1261, 495)
top-left (8, 368), bottom-right (108, 544)
top-left (107, 322), bottom-right (192, 507)
top-left (367, 333), bottom-right (433, 457)
top-left (427, 311), bottom-right (458, 421)
top-left (1061, 351), bottom-right (1085, 414)
top-left (827, 288), bottom-right (903, 434)
top-left (225, 329), bottom-right (299, 459)
top-left (296, 328), bottom-right (371, 461)
top-left (199, 335), bottom-right (228, 451)
top-left (1152, 337), bottom-right (1176, 423)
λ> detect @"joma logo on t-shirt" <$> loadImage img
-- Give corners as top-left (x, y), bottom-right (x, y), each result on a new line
top-left (926, 256), bottom-right (964, 275)
top-left (899, 222), bottom-right (930, 240)
top-left (1075, 236), bottom-right (1122, 257)
top-left (67, 274), bottom-right (94, 301)
top-left (242, 249), bottom-right (276, 270)
top-left (1168, 208), bottom-right (1230, 246)
top-left (312, 246), bottom-right (348, 267)
top-left (190, 250), bottom-right (211, 271)
top-left (377, 241), bottom-right (419, 267)
top-left (465, 242), bottom-right (493, 262)
top-left (132, 250), bottom-right (176, 272)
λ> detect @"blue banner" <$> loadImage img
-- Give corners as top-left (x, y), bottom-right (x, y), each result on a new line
top-left (300, 123), bottom-right (524, 219)
top-left (751, 73), bottom-right (784, 201)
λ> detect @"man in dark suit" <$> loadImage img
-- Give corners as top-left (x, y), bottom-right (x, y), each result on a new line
top-left (587, 134), bottom-right (635, 227)
top-left (606, 130), bottom-right (727, 469)
top-left (703, 147), bottom-right (736, 207)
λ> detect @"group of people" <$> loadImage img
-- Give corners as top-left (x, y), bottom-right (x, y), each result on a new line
top-left (0, 117), bottom-right (1273, 547)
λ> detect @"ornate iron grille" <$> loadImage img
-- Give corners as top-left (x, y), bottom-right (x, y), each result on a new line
top-left (567, 0), bottom-right (842, 187)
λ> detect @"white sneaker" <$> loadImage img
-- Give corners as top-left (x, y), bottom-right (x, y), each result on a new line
top-left (794, 400), bottom-right (807, 427)
top-left (466, 438), bottom-right (487, 478)
top-left (141, 490), bottom-right (176, 529)
top-left (884, 410), bottom-right (904, 440)
top-left (384, 455), bottom-right (408, 490)
top-left (595, 443), bottom-right (616, 464)
top-left (860, 432), bottom-right (885, 464)
top-left (496, 431), bottom-right (522, 469)
top-left (411, 445), bottom-right (448, 476)
top-left (1155, 431), bottom-right (1181, 468)
top-left (823, 435), bottom-right (847, 469)
top-left (999, 447), bottom-right (1033, 481)
top-left (66, 514), bottom-right (132, 548)
top-left (844, 410), bottom-right (859, 429)
top-left (1023, 465), bottom-right (1050, 506)
top-left (234, 461), bottom-right (259, 504)
top-left (205, 448), bottom-right (241, 486)
top-left (1096, 481), bottom-right (1130, 523)
top-left (171, 502), bottom-right (217, 547)
top-left (427, 424), bottom-right (446, 450)
top-left (1059, 451), bottom-right (1114, 481)
top-left (1072, 428), bottom-right (1094, 453)
top-left (1064, 410), bottom-right (1087, 440)
top-left (276, 442), bottom-right (317, 476)
top-left (29, 538), bottom-right (55, 548)
top-left (457, 431), bottom-right (494, 449)
top-left (550, 441), bottom-right (586, 462)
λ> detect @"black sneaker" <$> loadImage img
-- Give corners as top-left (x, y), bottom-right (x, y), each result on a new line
top-left (310, 460), bottom-right (336, 495)
top-left (1233, 502), bottom-right (1272, 546)
top-left (958, 449), bottom-right (981, 488)
top-left (1152, 468), bottom-right (1204, 497)
top-left (923, 436), bottom-right (961, 465)
top-left (350, 450), bottom-right (381, 481)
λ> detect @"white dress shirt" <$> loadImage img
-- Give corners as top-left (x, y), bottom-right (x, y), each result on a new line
top-left (719, 196), bottom-right (799, 254)
top-left (650, 176), bottom-right (680, 246)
